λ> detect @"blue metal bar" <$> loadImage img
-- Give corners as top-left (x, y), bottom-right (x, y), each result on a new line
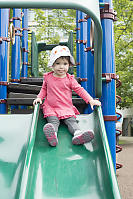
top-left (21, 9), bottom-right (29, 110)
top-left (11, 9), bottom-right (21, 111)
top-left (0, 9), bottom-right (9, 114)
top-left (76, 10), bottom-right (80, 77)
top-left (100, 0), bottom-right (116, 170)
top-left (79, 12), bottom-right (88, 114)
top-left (79, 12), bottom-right (87, 90)
top-left (86, 18), bottom-right (95, 97)
top-left (86, 18), bottom-right (95, 114)
top-left (11, 8), bottom-right (21, 81)
top-left (21, 9), bottom-right (28, 78)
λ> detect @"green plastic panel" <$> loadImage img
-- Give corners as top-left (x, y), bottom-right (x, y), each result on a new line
top-left (0, 114), bottom-right (33, 199)
top-left (31, 31), bottom-right (38, 77)
top-left (0, 105), bottom-right (121, 199)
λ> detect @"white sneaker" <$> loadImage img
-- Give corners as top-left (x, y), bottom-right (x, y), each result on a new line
top-left (43, 123), bottom-right (58, 146)
top-left (72, 130), bottom-right (94, 145)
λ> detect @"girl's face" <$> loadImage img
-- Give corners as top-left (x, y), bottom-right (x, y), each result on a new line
top-left (53, 57), bottom-right (70, 78)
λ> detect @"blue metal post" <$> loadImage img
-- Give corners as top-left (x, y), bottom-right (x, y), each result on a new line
top-left (86, 17), bottom-right (95, 113)
top-left (100, 0), bottom-right (116, 170)
top-left (11, 9), bottom-right (21, 111)
top-left (76, 10), bottom-right (80, 77)
top-left (79, 12), bottom-right (87, 91)
top-left (11, 9), bottom-right (21, 82)
top-left (79, 12), bottom-right (88, 114)
top-left (21, 9), bottom-right (28, 78)
top-left (21, 9), bottom-right (29, 110)
top-left (0, 9), bottom-right (9, 114)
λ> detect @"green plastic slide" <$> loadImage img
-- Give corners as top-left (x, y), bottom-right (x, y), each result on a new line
top-left (0, 105), bottom-right (121, 199)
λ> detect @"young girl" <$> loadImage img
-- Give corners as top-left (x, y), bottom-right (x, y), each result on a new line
top-left (33, 45), bottom-right (101, 147)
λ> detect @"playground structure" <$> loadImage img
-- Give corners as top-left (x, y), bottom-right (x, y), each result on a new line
top-left (0, 0), bottom-right (122, 198)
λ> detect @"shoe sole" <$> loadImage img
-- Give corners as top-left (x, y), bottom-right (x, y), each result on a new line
top-left (72, 131), bottom-right (94, 145)
top-left (43, 123), bottom-right (58, 146)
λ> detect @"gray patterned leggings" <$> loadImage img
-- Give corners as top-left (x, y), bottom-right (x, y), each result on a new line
top-left (46, 116), bottom-right (80, 135)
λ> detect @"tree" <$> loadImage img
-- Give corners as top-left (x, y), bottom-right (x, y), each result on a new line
top-left (113, 0), bottom-right (133, 108)
top-left (31, 9), bottom-right (76, 74)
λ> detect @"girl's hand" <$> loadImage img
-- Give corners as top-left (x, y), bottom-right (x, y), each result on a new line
top-left (89, 99), bottom-right (101, 110)
top-left (33, 98), bottom-right (42, 106)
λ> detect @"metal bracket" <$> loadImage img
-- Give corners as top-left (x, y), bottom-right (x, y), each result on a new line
top-left (22, 28), bottom-right (30, 31)
top-left (0, 81), bottom-right (9, 86)
top-left (75, 27), bottom-right (80, 31)
top-left (11, 79), bottom-right (20, 82)
top-left (75, 40), bottom-right (87, 45)
top-left (84, 47), bottom-right (94, 54)
top-left (100, 3), bottom-right (117, 21)
top-left (102, 73), bottom-right (121, 88)
top-left (22, 62), bottom-right (30, 66)
top-left (84, 15), bottom-right (90, 20)
top-left (78, 19), bottom-right (87, 23)
top-left (15, 33), bottom-right (23, 37)
top-left (78, 78), bottom-right (88, 82)
top-left (0, 99), bottom-right (6, 104)
top-left (102, 73), bottom-right (117, 83)
top-left (104, 115), bottom-right (117, 121)
top-left (0, 37), bottom-right (10, 43)
top-left (10, 17), bottom-right (22, 22)
top-left (22, 48), bottom-right (29, 53)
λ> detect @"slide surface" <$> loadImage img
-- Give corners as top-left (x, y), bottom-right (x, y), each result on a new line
top-left (0, 105), bottom-right (121, 199)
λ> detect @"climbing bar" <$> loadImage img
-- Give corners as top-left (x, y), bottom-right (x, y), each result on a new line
top-left (116, 163), bottom-right (123, 170)
top-left (116, 112), bottom-right (122, 121)
top-left (116, 95), bottom-right (122, 104)
top-left (116, 145), bottom-right (122, 153)
top-left (116, 129), bottom-right (122, 137)
top-left (116, 79), bottom-right (122, 88)
top-left (116, 128), bottom-right (123, 169)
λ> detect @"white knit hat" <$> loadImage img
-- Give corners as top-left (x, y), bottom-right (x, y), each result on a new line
top-left (48, 45), bottom-right (75, 67)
